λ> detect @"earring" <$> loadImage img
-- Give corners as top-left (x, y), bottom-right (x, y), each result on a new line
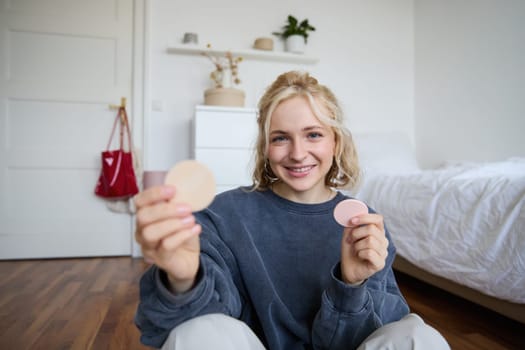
top-left (264, 161), bottom-right (279, 182)
top-left (328, 158), bottom-right (339, 185)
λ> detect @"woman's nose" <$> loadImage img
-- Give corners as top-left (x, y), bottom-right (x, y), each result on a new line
top-left (290, 140), bottom-right (307, 161)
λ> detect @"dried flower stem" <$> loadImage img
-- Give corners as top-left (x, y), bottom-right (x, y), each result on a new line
top-left (201, 45), bottom-right (243, 88)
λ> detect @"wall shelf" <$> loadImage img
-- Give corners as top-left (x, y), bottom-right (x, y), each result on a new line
top-left (166, 45), bottom-right (319, 64)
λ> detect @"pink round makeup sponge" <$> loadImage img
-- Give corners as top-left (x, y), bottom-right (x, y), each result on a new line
top-left (333, 199), bottom-right (368, 227)
top-left (164, 160), bottom-right (216, 212)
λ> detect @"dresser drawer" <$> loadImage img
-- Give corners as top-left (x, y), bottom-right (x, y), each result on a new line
top-left (195, 149), bottom-right (254, 187)
top-left (194, 106), bottom-right (257, 149)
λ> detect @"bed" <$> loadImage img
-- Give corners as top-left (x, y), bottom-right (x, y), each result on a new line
top-left (348, 132), bottom-right (525, 324)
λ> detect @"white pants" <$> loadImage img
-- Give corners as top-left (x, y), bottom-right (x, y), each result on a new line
top-left (161, 313), bottom-right (450, 350)
top-left (356, 314), bottom-right (450, 350)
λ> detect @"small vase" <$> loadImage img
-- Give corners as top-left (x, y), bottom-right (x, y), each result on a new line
top-left (221, 68), bottom-right (232, 88)
top-left (285, 35), bottom-right (305, 54)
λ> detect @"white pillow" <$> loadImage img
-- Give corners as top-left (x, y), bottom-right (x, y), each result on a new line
top-left (352, 132), bottom-right (420, 176)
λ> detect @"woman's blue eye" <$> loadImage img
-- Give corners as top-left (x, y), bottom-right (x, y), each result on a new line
top-left (308, 132), bottom-right (323, 139)
top-left (271, 135), bottom-right (288, 143)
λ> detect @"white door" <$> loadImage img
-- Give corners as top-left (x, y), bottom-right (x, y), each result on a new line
top-left (0, 0), bottom-right (136, 259)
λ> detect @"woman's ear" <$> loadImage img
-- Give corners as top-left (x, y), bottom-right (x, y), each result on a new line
top-left (332, 132), bottom-right (339, 156)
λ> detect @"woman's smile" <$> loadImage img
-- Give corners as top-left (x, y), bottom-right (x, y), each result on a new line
top-left (285, 164), bottom-right (316, 177)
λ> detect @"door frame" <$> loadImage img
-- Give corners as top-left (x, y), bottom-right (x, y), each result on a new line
top-left (130, 0), bottom-right (150, 257)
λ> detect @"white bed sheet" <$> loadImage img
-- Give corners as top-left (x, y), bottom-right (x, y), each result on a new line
top-left (355, 158), bottom-right (525, 304)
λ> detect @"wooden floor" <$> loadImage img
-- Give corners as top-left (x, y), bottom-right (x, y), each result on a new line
top-left (0, 257), bottom-right (523, 350)
top-left (395, 272), bottom-right (524, 350)
top-left (0, 257), bottom-right (150, 350)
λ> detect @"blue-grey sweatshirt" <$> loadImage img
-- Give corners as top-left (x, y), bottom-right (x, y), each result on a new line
top-left (135, 188), bottom-right (409, 349)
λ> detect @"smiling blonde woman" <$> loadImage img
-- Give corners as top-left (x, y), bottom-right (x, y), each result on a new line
top-left (133, 71), bottom-right (450, 350)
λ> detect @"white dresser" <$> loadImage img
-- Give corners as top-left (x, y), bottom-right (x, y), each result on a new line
top-left (193, 105), bottom-right (258, 193)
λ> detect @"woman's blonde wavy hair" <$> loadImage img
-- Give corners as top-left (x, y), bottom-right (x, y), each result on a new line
top-left (251, 71), bottom-right (360, 191)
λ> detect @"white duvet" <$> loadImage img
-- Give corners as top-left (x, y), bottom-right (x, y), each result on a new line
top-left (355, 158), bottom-right (525, 304)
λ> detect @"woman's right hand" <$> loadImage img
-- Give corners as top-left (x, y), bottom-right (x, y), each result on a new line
top-left (134, 185), bottom-right (202, 294)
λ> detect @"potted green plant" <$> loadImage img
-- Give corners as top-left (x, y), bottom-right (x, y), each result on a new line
top-left (273, 15), bottom-right (316, 53)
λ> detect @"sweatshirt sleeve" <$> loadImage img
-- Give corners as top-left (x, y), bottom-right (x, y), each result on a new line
top-left (134, 210), bottom-right (243, 348)
top-left (311, 227), bottom-right (410, 349)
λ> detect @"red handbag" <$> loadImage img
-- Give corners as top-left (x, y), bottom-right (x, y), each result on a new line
top-left (94, 107), bottom-right (139, 199)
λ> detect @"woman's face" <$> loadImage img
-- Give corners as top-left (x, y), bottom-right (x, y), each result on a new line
top-left (267, 96), bottom-right (336, 203)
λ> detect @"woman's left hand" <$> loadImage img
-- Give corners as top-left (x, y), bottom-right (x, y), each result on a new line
top-left (340, 213), bottom-right (389, 285)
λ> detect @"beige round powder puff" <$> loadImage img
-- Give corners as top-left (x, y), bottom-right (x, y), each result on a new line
top-left (164, 160), bottom-right (216, 212)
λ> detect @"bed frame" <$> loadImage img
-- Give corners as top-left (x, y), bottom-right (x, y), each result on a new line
top-left (393, 255), bottom-right (525, 324)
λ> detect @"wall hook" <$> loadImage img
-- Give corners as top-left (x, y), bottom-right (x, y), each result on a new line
top-left (109, 97), bottom-right (127, 110)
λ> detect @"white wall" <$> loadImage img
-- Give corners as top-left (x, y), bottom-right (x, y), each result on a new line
top-left (414, 0), bottom-right (525, 168)
top-left (146, 0), bottom-right (414, 170)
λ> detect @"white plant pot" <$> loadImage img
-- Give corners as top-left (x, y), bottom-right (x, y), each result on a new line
top-left (285, 35), bottom-right (306, 54)
top-left (221, 67), bottom-right (232, 88)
